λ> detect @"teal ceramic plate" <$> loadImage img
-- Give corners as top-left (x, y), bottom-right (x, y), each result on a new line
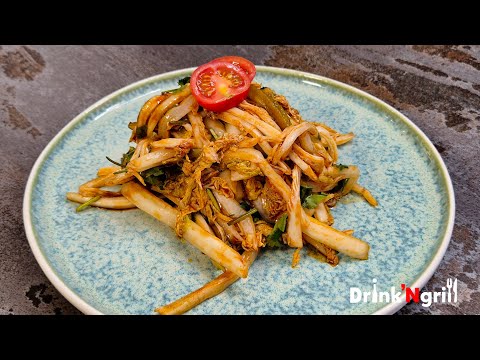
top-left (23, 67), bottom-right (455, 314)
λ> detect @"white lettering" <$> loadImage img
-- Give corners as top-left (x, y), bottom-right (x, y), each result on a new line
top-left (372, 282), bottom-right (378, 303)
top-left (349, 278), bottom-right (458, 306)
top-left (350, 288), bottom-right (362, 303)
top-left (391, 287), bottom-right (402, 303)
top-left (378, 291), bottom-right (390, 303)
top-left (421, 291), bottom-right (432, 307)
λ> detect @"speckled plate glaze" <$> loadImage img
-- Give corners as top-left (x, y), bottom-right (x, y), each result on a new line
top-left (23, 67), bottom-right (454, 315)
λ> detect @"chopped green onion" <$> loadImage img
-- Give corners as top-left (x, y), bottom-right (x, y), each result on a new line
top-left (106, 156), bottom-right (122, 167)
top-left (248, 86), bottom-right (291, 130)
top-left (209, 128), bottom-right (219, 140)
top-left (206, 188), bottom-right (220, 212)
top-left (227, 208), bottom-right (258, 226)
top-left (335, 164), bottom-right (349, 170)
top-left (113, 169), bottom-right (128, 175)
top-left (170, 118), bottom-right (189, 126)
top-left (76, 196), bottom-right (101, 212)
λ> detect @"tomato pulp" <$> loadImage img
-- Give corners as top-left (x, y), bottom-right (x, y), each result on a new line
top-left (213, 56), bottom-right (256, 81)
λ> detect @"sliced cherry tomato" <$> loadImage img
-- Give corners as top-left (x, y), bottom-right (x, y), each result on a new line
top-left (213, 56), bottom-right (256, 81)
top-left (191, 60), bottom-right (252, 112)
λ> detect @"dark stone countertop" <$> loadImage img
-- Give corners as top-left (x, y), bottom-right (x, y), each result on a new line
top-left (1, 45), bottom-right (478, 315)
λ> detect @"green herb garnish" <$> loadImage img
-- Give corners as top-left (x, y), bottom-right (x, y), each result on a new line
top-left (107, 147), bottom-right (135, 169)
top-left (302, 193), bottom-right (328, 209)
top-left (121, 147), bottom-right (136, 167)
top-left (140, 166), bottom-right (165, 186)
top-left (238, 202), bottom-right (261, 222)
top-left (335, 164), bottom-right (349, 170)
top-left (76, 196), bottom-right (101, 212)
top-left (178, 76), bottom-right (191, 86)
top-left (113, 169), bottom-right (128, 175)
top-left (300, 185), bottom-right (313, 204)
top-left (162, 84), bottom-right (188, 95)
top-left (252, 212), bottom-right (261, 222)
top-left (106, 156), bottom-right (122, 167)
top-left (239, 202), bottom-right (250, 211)
top-left (330, 179), bottom-right (349, 193)
top-left (227, 208), bottom-right (258, 226)
top-left (266, 213), bottom-right (288, 249)
top-left (136, 125), bottom-right (147, 139)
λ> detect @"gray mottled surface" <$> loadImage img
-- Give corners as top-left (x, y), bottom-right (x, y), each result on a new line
top-left (0, 45), bottom-right (478, 315)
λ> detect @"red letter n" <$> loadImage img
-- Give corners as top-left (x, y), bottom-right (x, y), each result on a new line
top-left (406, 287), bottom-right (420, 303)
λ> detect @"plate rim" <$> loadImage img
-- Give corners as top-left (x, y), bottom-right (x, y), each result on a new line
top-left (23, 65), bottom-right (455, 315)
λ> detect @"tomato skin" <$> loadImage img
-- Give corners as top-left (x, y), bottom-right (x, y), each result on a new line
top-left (190, 60), bottom-right (252, 113)
top-left (212, 56), bottom-right (256, 81)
